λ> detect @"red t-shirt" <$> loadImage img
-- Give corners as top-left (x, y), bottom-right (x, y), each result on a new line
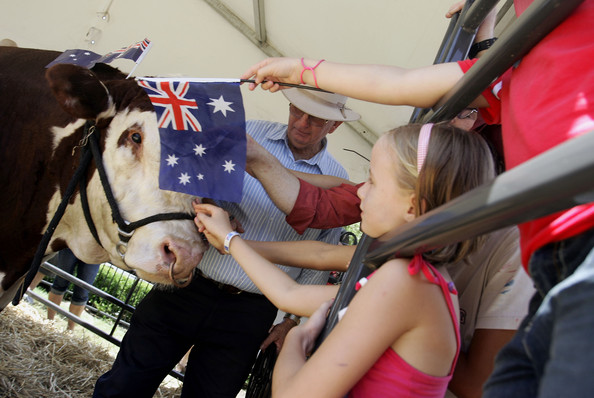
top-left (458, 0), bottom-right (594, 269)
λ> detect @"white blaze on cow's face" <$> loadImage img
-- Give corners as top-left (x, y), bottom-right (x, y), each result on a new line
top-left (86, 108), bottom-right (206, 284)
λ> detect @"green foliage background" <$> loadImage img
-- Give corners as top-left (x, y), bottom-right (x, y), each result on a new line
top-left (87, 264), bottom-right (153, 322)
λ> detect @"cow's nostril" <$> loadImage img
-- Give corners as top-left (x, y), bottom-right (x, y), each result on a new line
top-left (162, 243), bottom-right (177, 265)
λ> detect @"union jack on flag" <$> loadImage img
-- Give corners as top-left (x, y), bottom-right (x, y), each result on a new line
top-left (139, 80), bottom-right (202, 131)
top-left (97, 38), bottom-right (152, 65)
top-left (137, 77), bottom-right (247, 202)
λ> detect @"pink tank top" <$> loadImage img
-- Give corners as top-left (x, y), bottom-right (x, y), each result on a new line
top-left (349, 255), bottom-right (460, 398)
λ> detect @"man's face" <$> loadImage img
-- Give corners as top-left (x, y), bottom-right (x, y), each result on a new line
top-left (286, 104), bottom-right (338, 152)
top-left (450, 108), bottom-right (478, 131)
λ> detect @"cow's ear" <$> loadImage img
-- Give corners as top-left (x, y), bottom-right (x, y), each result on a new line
top-left (45, 64), bottom-right (110, 119)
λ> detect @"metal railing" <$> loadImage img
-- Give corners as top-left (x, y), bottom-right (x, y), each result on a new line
top-left (28, 261), bottom-right (142, 344)
top-left (27, 260), bottom-right (185, 381)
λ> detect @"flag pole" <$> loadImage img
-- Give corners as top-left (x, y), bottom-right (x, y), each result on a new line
top-left (127, 41), bottom-right (153, 79)
top-left (240, 79), bottom-right (331, 93)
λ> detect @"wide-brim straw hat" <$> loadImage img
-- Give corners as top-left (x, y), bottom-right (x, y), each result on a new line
top-left (0, 38), bottom-right (17, 47)
top-left (282, 88), bottom-right (360, 122)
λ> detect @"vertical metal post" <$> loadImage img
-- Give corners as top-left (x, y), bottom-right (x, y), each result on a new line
top-left (253, 0), bottom-right (267, 43)
top-left (314, 235), bottom-right (374, 346)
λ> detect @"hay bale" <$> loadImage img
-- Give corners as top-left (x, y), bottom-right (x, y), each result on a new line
top-left (0, 303), bottom-right (182, 397)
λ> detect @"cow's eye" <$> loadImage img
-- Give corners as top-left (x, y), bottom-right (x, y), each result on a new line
top-left (131, 132), bottom-right (142, 144)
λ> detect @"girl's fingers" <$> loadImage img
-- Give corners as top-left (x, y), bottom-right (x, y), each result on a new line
top-left (446, 1), bottom-right (465, 18)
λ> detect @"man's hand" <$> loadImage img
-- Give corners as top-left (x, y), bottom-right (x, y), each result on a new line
top-left (260, 317), bottom-right (299, 353)
top-left (245, 134), bottom-right (270, 177)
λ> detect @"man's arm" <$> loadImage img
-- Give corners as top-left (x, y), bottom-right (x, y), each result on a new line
top-left (247, 134), bottom-right (361, 233)
top-left (246, 134), bottom-right (300, 214)
top-left (246, 135), bottom-right (350, 213)
top-left (448, 329), bottom-right (517, 398)
top-left (448, 228), bottom-right (534, 398)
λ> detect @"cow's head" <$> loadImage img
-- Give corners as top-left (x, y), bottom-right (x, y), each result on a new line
top-left (45, 63), bottom-right (207, 286)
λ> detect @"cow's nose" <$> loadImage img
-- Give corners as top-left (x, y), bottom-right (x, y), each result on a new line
top-left (161, 241), bottom-right (178, 266)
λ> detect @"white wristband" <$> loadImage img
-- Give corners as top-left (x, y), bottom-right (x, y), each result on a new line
top-left (224, 231), bottom-right (241, 254)
top-left (283, 313), bottom-right (301, 325)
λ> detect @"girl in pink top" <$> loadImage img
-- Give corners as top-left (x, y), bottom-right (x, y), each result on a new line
top-left (195, 123), bottom-right (494, 397)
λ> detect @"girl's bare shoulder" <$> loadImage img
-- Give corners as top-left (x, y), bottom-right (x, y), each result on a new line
top-left (368, 258), bottom-right (433, 296)
top-left (373, 257), bottom-right (414, 280)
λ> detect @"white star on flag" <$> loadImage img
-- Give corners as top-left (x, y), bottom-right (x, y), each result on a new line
top-left (166, 154), bottom-right (179, 166)
top-left (179, 172), bottom-right (191, 185)
top-left (222, 160), bottom-right (236, 173)
top-left (207, 95), bottom-right (235, 117)
top-left (194, 144), bottom-right (206, 156)
top-left (197, 173), bottom-right (204, 180)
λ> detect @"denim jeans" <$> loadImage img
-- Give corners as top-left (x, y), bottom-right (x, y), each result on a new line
top-left (483, 228), bottom-right (594, 397)
top-left (50, 248), bottom-right (100, 305)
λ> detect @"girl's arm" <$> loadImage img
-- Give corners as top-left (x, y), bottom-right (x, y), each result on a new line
top-left (194, 202), bottom-right (338, 316)
top-left (271, 260), bottom-right (420, 397)
top-left (241, 58), bottom-right (488, 108)
top-left (246, 240), bottom-right (354, 272)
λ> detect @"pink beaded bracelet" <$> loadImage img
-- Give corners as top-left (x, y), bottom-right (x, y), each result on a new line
top-left (300, 58), bottom-right (325, 88)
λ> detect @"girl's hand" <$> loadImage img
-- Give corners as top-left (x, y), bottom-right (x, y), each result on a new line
top-left (240, 57), bottom-right (302, 92)
top-left (446, 1), bottom-right (465, 18)
top-left (293, 299), bottom-right (334, 355)
top-left (193, 201), bottom-right (234, 254)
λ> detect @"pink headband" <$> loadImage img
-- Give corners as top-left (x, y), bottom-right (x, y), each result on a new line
top-left (417, 123), bottom-right (433, 173)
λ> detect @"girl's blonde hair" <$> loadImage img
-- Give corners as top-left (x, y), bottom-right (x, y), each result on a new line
top-left (383, 123), bottom-right (495, 264)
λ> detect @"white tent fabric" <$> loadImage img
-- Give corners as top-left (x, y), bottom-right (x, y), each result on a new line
top-left (0, 0), bottom-right (462, 182)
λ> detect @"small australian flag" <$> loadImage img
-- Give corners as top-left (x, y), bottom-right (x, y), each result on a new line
top-left (45, 38), bottom-right (152, 69)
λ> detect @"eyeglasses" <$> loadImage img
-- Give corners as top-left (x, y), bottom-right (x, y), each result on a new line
top-left (289, 104), bottom-right (329, 128)
top-left (456, 108), bottom-right (478, 119)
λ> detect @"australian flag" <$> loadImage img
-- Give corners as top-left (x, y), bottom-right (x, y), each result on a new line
top-left (137, 78), bottom-right (246, 202)
top-left (45, 38), bottom-right (152, 69)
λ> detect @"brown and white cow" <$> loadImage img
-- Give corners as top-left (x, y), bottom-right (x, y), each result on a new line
top-left (0, 46), bottom-right (208, 309)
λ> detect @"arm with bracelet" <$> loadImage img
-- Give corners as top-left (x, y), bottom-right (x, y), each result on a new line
top-left (195, 201), bottom-right (338, 317)
top-left (446, 0), bottom-right (497, 59)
